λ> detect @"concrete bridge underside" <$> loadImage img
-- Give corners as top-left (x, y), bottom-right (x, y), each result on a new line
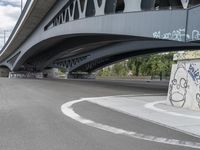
top-left (1, 0), bottom-right (200, 78)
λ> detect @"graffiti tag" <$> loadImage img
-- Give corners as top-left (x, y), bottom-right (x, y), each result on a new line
top-left (153, 28), bottom-right (188, 41)
top-left (188, 64), bottom-right (200, 84)
top-left (153, 29), bottom-right (200, 41)
top-left (192, 30), bottom-right (200, 41)
top-left (196, 93), bottom-right (200, 108)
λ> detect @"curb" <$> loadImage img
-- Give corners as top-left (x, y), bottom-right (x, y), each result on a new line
top-left (87, 100), bottom-right (200, 139)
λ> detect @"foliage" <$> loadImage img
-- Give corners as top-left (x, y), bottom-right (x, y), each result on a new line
top-left (97, 52), bottom-right (175, 79)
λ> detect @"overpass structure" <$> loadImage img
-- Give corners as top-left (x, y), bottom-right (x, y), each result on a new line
top-left (1, 0), bottom-right (200, 78)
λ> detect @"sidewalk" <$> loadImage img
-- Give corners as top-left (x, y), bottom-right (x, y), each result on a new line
top-left (87, 94), bottom-right (200, 138)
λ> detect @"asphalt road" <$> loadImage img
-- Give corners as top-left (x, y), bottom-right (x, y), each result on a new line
top-left (0, 78), bottom-right (199, 150)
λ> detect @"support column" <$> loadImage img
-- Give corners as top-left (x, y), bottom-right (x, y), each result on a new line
top-left (43, 68), bottom-right (59, 78)
top-left (167, 51), bottom-right (200, 111)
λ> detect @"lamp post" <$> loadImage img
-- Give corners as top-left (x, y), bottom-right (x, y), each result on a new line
top-left (1, 30), bottom-right (11, 45)
top-left (21, 0), bottom-right (23, 13)
top-left (3, 30), bottom-right (6, 45)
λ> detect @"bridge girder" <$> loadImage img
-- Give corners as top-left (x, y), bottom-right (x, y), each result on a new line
top-left (1, 0), bottom-right (200, 77)
top-left (51, 40), bottom-right (200, 74)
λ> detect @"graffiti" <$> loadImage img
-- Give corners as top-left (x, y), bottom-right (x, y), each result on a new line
top-left (196, 93), bottom-right (200, 108)
top-left (153, 28), bottom-right (188, 41)
top-left (169, 63), bottom-right (188, 107)
top-left (192, 30), bottom-right (200, 41)
top-left (153, 29), bottom-right (200, 41)
top-left (152, 31), bottom-right (161, 39)
top-left (188, 64), bottom-right (200, 85)
top-left (168, 62), bottom-right (200, 110)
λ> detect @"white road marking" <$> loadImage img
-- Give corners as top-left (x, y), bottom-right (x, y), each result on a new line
top-left (145, 101), bottom-right (200, 120)
top-left (61, 96), bottom-right (200, 149)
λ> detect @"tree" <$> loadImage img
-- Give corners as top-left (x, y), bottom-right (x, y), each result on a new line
top-left (127, 57), bottom-right (144, 76)
top-left (112, 62), bottom-right (128, 76)
top-left (97, 52), bottom-right (175, 79)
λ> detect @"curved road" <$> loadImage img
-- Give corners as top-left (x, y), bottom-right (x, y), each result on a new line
top-left (0, 78), bottom-right (199, 150)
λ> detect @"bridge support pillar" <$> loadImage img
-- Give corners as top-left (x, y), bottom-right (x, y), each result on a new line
top-left (167, 51), bottom-right (200, 111)
top-left (43, 68), bottom-right (59, 78)
top-left (0, 67), bottom-right (10, 77)
top-left (66, 72), bottom-right (96, 79)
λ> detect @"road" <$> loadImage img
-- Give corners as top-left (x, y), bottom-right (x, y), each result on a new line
top-left (0, 78), bottom-right (199, 150)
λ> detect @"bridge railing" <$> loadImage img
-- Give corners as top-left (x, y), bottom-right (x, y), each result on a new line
top-left (44, 0), bottom-right (142, 31)
top-left (44, 0), bottom-right (198, 31)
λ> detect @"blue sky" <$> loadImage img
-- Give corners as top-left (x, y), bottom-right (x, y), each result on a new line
top-left (0, 0), bottom-right (27, 48)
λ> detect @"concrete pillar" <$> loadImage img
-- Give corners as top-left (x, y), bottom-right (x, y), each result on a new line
top-left (167, 51), bottom-right (200, 111)
top-left (43, 68), bottom-right (59, 78)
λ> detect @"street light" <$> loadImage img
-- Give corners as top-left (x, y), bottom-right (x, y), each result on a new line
top-left (3, 30), bottom-right (6, 44)
top-left (21, 0), bottom-right (23, 13)
top-left (0, 30), bottom-right (11, 45)
top-left (3, 30), bottom-right (10, 44)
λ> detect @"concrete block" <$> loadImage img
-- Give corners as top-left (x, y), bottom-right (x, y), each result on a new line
top-left (167, 60), bottom-right (200, 110)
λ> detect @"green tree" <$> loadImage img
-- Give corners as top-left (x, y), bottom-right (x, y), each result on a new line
top-left (112, 62), bottom-right (128, 76)
top-left (97, 52), bottom-right (175, 79)
top-left (127, 57), bottom-right (144, 76)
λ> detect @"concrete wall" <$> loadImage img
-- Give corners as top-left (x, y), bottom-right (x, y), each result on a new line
top-left (43, 68), bottom-right (59, 78)
top-left (167, 60), bottom-right (200, 110)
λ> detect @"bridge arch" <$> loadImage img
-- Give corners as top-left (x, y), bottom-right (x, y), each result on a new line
top-left (10, 34), bottom-right (133, 71)
top-left (51, 40), bottom-right (200, 75)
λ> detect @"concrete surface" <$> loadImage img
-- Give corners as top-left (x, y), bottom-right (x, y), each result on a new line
top-left (84, 94), bottom-right (200, 138)
top-left (0, 78), bottom-right (199, 150)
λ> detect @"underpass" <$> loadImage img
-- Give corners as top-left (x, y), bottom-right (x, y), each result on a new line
top-left (0, 0), bottom-right (200, 149)
top-left (1, 0), bottom-right (200, 78)
top-left (0, 78), bottom-right (199, 150)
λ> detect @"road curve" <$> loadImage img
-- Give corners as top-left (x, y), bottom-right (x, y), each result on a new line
top-left (0, 78), bottom-right (199, 150)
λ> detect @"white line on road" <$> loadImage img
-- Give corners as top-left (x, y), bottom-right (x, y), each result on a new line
top-left (145, 101), bottom-right (200, 120)
top-left (61, 97), bottom-right (200, 149)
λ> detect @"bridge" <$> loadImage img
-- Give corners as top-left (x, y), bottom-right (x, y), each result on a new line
top-left (0, 1), bottom-right (200, 149)
top-left (1, 0), bottom-right (200, 78)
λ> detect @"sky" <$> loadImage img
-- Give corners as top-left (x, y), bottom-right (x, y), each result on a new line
top-left (0, 0), bottom-right (27, 48)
